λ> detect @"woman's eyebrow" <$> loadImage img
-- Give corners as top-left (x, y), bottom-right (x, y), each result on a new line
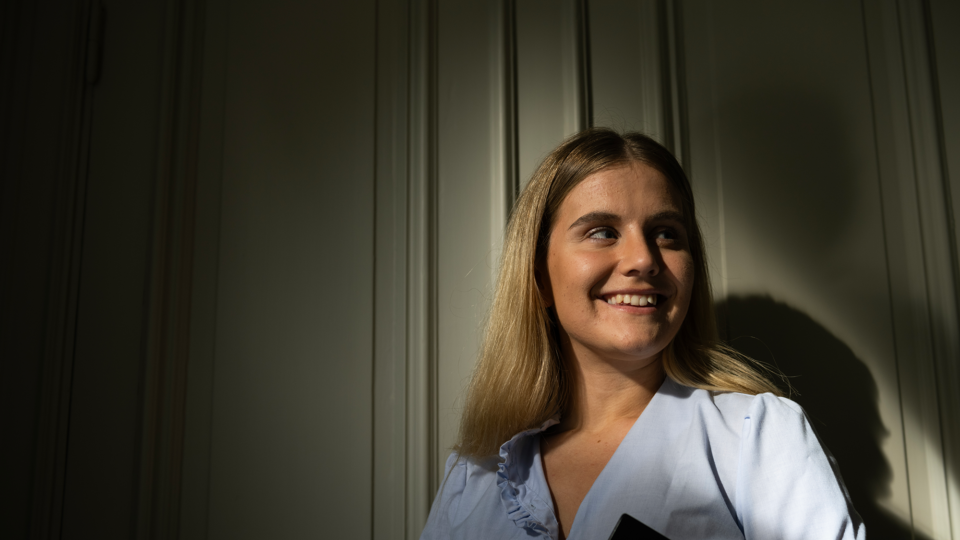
top-left (567, 211), bottom-right (620, 230)
top-left (567, 210), bottom-right (685, 230)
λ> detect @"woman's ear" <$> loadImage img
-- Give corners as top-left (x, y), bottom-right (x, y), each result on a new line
top-left (535, 262), bottom-right (554, 308)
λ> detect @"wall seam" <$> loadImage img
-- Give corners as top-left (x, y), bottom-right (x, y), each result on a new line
top-left (370, 0), bottom-right (380, 537)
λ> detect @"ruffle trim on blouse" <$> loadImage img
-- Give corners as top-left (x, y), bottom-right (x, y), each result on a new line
top-left (496, 415), bottom-right (560, 533)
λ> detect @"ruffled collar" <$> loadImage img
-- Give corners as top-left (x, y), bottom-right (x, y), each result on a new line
top-left (496, 415), bottom-right (561, 536)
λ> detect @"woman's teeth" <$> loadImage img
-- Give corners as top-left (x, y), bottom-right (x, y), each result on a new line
top-left (607, 294), bottom-right (657, 306)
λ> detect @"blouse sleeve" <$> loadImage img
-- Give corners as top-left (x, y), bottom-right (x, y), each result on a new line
top-left (419, 452), bottom-right (467, 540)
top-left (735, 394), bottom-right (866, 539)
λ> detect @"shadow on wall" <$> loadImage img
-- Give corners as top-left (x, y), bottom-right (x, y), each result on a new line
top-left (717, 295), bottom-right (929, 540)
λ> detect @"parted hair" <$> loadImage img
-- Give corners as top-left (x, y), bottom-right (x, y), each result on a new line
top-left (455, 128), bottom-right (784, 458)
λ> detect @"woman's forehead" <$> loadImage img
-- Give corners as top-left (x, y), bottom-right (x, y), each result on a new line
top-left (556, 163), bottom-right (683, 219)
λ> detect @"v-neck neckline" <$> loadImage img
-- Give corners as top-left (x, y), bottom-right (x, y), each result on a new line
top-left (547, 377), bottom-right (672, 540)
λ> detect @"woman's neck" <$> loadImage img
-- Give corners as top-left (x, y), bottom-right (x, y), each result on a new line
top-left (556, 346), bottom-right (666, 434)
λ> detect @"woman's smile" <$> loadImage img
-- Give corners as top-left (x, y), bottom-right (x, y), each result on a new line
top-left (601, 290), bottom-right (665, 309)
top-left (540, 161), bottom-right (695, 367)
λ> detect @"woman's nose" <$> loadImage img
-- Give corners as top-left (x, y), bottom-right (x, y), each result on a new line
top-left (619, 233), bottom-right (660, 277)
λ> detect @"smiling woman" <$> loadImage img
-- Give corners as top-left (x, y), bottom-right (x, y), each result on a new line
top-left (419, 129), bottom-right (866, 540)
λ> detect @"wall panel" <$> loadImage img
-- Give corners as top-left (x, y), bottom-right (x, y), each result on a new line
top-left (516, 0), bottom-right (585, 184)
top-left (434, 0), bottom-right (514, 483)
top-left (590, 0), bottom-right (666, 139)
top-left (62, 2), bottom-right (167, 537)
top-left (199, 2), bottom-right (376, 539)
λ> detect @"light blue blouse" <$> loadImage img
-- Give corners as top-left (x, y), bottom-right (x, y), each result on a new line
top-left (420, 378), bottom-right (865, 539)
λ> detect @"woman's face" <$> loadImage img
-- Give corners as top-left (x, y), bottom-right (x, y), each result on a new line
top-left (540, 162), bottom-right (695, 368)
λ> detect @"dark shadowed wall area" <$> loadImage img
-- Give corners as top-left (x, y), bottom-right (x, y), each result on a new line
top-left (1, 0), bottom-right (958, 539)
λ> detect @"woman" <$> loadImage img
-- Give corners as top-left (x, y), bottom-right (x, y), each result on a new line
top-left (421, 129), bottom-right (864, 539)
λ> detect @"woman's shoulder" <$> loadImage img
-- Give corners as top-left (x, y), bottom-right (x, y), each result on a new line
top-left (666, 381), bottom-right (814, 449)
top-left (433, 450), bottom-right (501, 501)
top-left (420, 452), bottom-right (500, 539)
top-left (715, 388), bottom-right (802, 416)
top-left (676, 383), bottom-right (865, 538)
top-left (421, 417), bottom-right (559, 539)
top-left (682, 381), bottom-right (806, 429)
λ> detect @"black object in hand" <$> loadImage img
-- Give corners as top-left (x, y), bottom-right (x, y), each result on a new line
top-left (607, 513), bottom-right (670, 540)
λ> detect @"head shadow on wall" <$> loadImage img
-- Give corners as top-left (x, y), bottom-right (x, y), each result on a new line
top-left (717, 295), bottom-right (929, 540)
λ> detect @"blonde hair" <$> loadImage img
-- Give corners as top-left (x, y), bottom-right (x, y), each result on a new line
top-left (455, 128), bottom-right (784, 458)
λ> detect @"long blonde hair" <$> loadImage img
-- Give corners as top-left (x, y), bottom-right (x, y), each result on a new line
top-left (455, 128), bottom-right (784, 458)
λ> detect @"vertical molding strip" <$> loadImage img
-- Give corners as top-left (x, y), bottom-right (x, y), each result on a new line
top-left (558, 0), bottom-right (583, 138)
top-left (135, 0), bottom-right (206, 538)
top-left (501, 0), bottom-right (520, 213)
top-left (406, 0), bottom-right (438, 536)
top-left (372, 0), bottom-right (413, 538)
top-left (177, 0), bottom-right (228, 535)
top-left (488, 0), bottom-right (519, 277)
top-left (639, 0), bottom-right (665, 138)
top-left (664, 0), bottom-right (688, 168)
top-left (577, 0), bottom-right (593, 129)
top-left (705, 0), bottom-right (730, 310)
top-left (373, 0), bottom-right (439, 536)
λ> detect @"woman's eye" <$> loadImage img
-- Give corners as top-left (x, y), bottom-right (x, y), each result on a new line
top-left (588, 228), bottom-right (617, 240)
top-left (654, 228), bottom-right (678, 241)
